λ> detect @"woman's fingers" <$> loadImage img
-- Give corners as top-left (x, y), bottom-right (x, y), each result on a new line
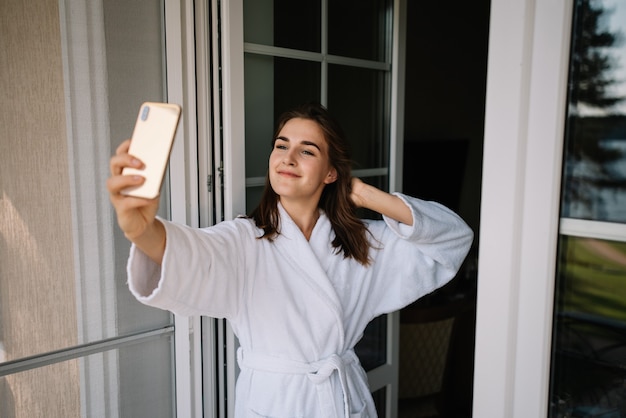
top-left (110, 139), bottom-right (144, 175)
top-left (109, 154), bottom-right (144, 176)
top-left (107, 140), bottom-right (146, 201)
top-left (116, 138), bottom-right (131, 155)
top-left (349, 177), bottom-right (366, 208)
top-left (107, 139), bottom-right (161, 242)
top-left (106, 172), bottom-right (144, 196)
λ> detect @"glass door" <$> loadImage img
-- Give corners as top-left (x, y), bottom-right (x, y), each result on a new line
top-left (218, 0), bottom-right (407, 416)
top-left (549, 0), bottom-right (626, 415)
top-left (242, 0), bottom-right (396, 209)
top-left (474, 0), bottom-right (626, 416)
top-left (0, 1), bottom-right (182, 417)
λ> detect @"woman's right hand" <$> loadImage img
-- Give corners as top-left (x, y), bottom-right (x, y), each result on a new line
top-left (107, 139), bottom-right (161, 242)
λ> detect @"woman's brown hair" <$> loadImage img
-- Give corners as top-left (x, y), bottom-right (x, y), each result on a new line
top-left (248, 102), bottom-right (372, 266)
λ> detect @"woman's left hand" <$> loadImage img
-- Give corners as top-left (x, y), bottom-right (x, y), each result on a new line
top-left (349, 177), bottom-right (413, 225)
top-left (349, 177), bottom-right (368, 208)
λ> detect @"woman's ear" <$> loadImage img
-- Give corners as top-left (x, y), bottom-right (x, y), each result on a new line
top-left (324, 168), bottom-right (338, 184)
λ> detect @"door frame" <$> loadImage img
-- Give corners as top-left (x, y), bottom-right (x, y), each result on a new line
top-left (216, 1), bottom-right (407, 417)
top-left (165, 0), bottom-right (205, 417)
top-left (473, 0), bottom-right (573, 416)
top-left (159, 0), bottom-right (583, 416)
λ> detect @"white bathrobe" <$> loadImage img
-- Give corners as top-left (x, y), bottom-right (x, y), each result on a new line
top-left (127, 194), bottom-right (473, 418)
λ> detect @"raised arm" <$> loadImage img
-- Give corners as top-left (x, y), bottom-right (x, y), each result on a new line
top-left (349, 177), bottom-right (413, 226)
top-left (107, 139), bottom-right (166, 264)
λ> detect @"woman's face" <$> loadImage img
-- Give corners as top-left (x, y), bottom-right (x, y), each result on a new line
top-left (268, 117), bottom-right (337, 204)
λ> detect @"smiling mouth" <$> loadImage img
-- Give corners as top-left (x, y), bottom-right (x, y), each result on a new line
top-left (277, 170), bottom-right (300, 178)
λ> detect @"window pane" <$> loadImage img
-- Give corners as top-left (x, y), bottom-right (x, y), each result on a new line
top-left (328, 64), bottom-right (389, 171)
top-left (246, 185), bottom-right (265, 215)
top-left (371, 387), bottom-right (387, 417)
top-left (355, 315), bottom-right (387, 371)
top-left (244, 0), bottom-right (321, 52)
top-left (549, 235), bottom-right (626, 417)
top-left (560, 0), bottom-right (626, 223)
top-left (356, 176), bottom-right (389, 220)
top-left (0, 0), bottom-right (171, 364)
top-left (551, 3), bottom-right (626, 416)
top-left (274, 58), bottom-right (322, 116)
top-left (328, 0), bottom-right (391, 61)
top-left (0, 336), bottom-right (174, 418)
top-left (244, 54), bottom-right (321, 180)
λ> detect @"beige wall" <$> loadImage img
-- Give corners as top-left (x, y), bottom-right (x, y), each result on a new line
top-left (0, 0), bottom-right (79, 416)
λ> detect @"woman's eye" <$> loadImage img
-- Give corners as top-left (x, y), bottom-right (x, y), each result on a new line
top-left (275, 144), bottom-right (287, 150)
top-left (302, 150), bottom-right (314, 156)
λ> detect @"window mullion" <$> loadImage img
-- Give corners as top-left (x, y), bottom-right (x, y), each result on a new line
top-left (560, 218), bottom-right (626, 243)
top-left (321, 0), bottom-right (328, 105)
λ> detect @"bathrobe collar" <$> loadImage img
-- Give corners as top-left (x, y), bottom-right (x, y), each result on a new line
top-left (275, 202), bottom-right (346, 349)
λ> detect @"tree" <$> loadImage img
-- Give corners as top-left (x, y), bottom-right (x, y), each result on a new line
top-left (562, 0), bottom-right (626, 220)
top-left (570, 0), bottom-right (624, 110)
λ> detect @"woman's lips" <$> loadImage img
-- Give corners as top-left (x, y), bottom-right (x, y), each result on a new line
top-left (277, 170), bottom-right (299, 178)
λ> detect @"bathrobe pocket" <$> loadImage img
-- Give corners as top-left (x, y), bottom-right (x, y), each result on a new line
top-left (244, 373), bottom-right (311, 418)
top-left (349, 402), bottom-right (366, 417)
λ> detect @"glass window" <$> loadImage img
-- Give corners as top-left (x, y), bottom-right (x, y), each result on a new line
top-left (244, 54), bottom-right (321, 181)
top-left (244, 0), bottom-right (321, 52)
top-left (355, 316), bottom-right (388, 371)
top-left (328, 0), bottom-right (391, 61)
top-left (327, 64), bottom-right (389, 171)
top-left (1, 2), bottom-right (175, 417)
top-left (550, 0), bottom-right (626, 416)
top-left (244, 54), bottom-right (322, 214)
top-left (550, 236), bottom-right (626, 416)
top-left (371, 387), bottom-right (387, 417)
top-left (560, 0), bottom-right (626, 224)
top-left (1, 337), bottom-right (174, 417)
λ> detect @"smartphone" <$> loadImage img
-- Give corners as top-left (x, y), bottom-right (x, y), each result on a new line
top-left (121, 102), bottom-right (182, 199)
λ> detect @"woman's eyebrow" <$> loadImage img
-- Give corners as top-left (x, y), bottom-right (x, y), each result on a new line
top-left (276, 136), bottom-right (321, 151)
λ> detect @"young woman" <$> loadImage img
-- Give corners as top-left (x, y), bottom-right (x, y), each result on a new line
top-left (107, 103), bottom-right (473, 418)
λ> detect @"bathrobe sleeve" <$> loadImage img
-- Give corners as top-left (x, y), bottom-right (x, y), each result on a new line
top-left (126, 217), bottom-right (254, 318)
top-left (364, 193), bottom-right (473, 317)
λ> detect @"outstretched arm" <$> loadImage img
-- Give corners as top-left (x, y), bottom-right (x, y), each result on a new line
top-left (349, 178), bottom-right (413, 226)
top-left (107, 139), bottom-right (166, 264)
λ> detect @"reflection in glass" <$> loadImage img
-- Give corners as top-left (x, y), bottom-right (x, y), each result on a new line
top-left (328, 0), bottom-right (391, 61)
top-left (328, 65), bottom-right (389, 171)
top-left (549, 236), bottom-right (626, 417)
top-left (0, 336), bottom-right (174, 418)
top-left (244, 0), bottom-right (321, 52)
top-left (560, 0), bottom-right (626, 223)
top-left (550, 2), bottom-right (626, 416)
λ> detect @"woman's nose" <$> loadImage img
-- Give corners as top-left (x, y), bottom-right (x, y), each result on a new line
top-left (282, 150), bottom-right (296, 165)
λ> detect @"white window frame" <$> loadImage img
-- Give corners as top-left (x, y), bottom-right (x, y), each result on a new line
top-left (473, 0), bottom-right (573, 417)
top-left (164, 0), bottom-right (205, 416)
top-left (213, 1), bottom-right (247, 417)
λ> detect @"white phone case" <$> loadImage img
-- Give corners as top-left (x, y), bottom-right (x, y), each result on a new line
top-left (121, 102), bottom-right (181, 199)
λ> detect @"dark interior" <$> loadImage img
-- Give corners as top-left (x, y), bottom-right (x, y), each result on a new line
top-left (399, 1), bottom-right (489, 416)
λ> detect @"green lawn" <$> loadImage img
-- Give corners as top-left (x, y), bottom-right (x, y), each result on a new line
top-left (558, 236), bottom-right (626, 322)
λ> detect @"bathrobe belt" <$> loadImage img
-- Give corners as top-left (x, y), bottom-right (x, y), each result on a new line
top-left (237, 348), bottom-right (359, 418)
